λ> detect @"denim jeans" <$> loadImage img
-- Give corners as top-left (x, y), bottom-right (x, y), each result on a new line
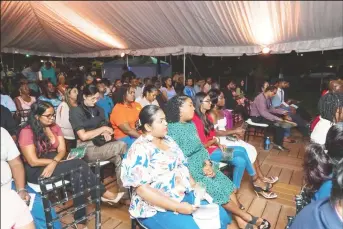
top-left (138, 191), bottom-right (231, 229)
top-left (117, 136), bottom-right (137, 149)
top-left (11, 181), bottom-right (62, 229)
top-left (210, 146), bottom-right (256, 189)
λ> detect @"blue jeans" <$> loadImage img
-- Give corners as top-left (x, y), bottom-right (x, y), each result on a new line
top-left (139, 191), bottom-right (231, 229)
top-left (210, 146), bottom-right (256, 189)
top-left (117, 136), bottom-right (136, 149)
top-left (12, 182), bottom-right (62, 229)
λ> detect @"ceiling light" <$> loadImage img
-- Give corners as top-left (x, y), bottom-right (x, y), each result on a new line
top-left (262, 47), bottom-right (270, 54)
top-left (329, 65), bottom-right (333, 68)
top-left (120, 53), bottom-right (125, 58)
top-left (300, 54), bottom-right (303, 56)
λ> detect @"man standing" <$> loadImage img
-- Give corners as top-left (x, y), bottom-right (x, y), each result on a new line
top-left (40, 61), bottom-right (57, 86)
top-left (22, 59), bottom-right (41, 97)
top-left (250, 86), bottom-right (290, 151)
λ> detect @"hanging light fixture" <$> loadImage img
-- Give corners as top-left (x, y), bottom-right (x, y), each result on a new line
top-left (120, 53), bottom-right (125, 58)
top-left (262, 47), bottom-right (270, 54)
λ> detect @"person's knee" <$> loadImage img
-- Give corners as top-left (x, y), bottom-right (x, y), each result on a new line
top-left (232, 157), bottom-right (246, 168)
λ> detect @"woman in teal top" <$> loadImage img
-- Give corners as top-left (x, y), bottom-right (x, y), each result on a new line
top-left (166, 95), bottom-right (271, 229)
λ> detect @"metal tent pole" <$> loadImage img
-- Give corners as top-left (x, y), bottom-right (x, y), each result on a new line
top-left (183, 50), bottom-right (186, 85)
top-left (126, 55), bottom-right (129, 67)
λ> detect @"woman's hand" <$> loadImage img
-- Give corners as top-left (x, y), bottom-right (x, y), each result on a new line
top-left (101, 126), bottom-right (114, 135)
top-left (18, 190), bottom-right (31, 203)
top-left (176, 202), bottom-right (198, 214)
top-left (218, 144), bottom-right (226, 152)
top-left (102, 133), bottom-right (112, 142)
top-left (234, 127), bottom-right (245, 135)
top-left (41, 161), bottom-right (58, 178)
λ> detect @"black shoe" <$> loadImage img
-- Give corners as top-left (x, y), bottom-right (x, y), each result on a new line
top-left (273, 144), bottom-right (290, 152)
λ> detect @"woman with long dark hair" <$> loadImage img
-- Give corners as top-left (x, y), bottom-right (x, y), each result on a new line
top-left (160, 76), bottom-right (176, 102)
top-left (69, 85), bottom-right (128, 202)
top-left (166, 95), bottom-right (272, 229)
top-left (18, 101), bottom-right (125, 228)
top-left (208, 89), bottom-right (279, 185)
top-left (304, 122), bottom-right (343, 201)
top-left (192, 92), bottom-right (276, 199)
top-left (121, 105), bottom-right (230, 229)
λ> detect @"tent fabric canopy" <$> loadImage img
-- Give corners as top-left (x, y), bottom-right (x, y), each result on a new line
top-left (1, 1), bottom-right (343, 57)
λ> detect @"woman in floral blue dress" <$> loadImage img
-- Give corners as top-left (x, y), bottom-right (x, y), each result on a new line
top-left (121, 105), bottom-right (230, 229)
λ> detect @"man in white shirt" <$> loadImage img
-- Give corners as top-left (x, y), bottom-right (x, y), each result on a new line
top-left (1, 128), bottom-right (62, 229)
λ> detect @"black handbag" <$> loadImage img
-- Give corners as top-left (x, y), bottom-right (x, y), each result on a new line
top-left (91, 121), bottom-right (113, 147)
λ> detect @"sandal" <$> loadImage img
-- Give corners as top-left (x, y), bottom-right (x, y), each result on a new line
top-left (252, 178), bottom-right (272, 192)
top-left (253, 186), bottom-right (278, 199)
top-left (248, 214), bottom-right (271, 229)
top-left (262, 176), bottom-right (279, 184)
top-left (101, 192), bottom-right (125, 205)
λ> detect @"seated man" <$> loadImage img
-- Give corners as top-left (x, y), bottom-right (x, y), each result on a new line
top-left (1, 127), bottom-right (61, 228)
top-left (290, 159), bottom-right (343, 229)
top-left (96, 80), bottom-right (114, 121)
top-left (250, 86), bottom-right (290, 151)
top-left (271, 79), bottom-right (309, 141)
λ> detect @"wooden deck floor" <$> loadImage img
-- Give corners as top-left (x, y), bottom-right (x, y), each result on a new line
top-left (58, 132), bottom-right (306, 229)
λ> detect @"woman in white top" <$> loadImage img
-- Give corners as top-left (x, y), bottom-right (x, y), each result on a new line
top-left (208, 88), bottom-right (279, 185)
top-left (311, 92), bottom-right (343, 145)
top-left (14, 83), bottom-right (36, 124)
top-left (160, 77), bottom-right (176, 101)
top-left (56, 87), bottom-right (79, 150)
top-left (136, 85), bottom-right (159, 108)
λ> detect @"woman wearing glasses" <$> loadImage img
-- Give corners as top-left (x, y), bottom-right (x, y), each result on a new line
top-left (18, 101), bottom-right (125, 228)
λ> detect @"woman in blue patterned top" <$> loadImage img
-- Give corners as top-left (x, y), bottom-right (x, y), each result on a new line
top-left (121, 105), bottom-right (230, 229)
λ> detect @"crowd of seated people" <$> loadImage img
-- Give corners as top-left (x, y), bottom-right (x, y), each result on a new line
top-left (2, 63), bottom-right (343, 229)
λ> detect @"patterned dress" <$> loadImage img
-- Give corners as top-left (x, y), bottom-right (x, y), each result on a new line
top-left (121, 135), bottom-right (192, 218)
top-left (168, 122), bottom-right (235, 205)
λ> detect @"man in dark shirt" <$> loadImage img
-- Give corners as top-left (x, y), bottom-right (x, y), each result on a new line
top-left (223, 80), bottom-right (237, 109)
top-left (0, 105), bottom-right (18, 140)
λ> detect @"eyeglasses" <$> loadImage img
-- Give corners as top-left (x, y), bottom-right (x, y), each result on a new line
top-left (41, 113), bottom-right (56, 119)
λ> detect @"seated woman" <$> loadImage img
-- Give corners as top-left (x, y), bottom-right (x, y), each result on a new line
top-left (208, 89), bottom-right (279, 185)
top-left (193, 92), bottom-right (276, 200)
top-left (38, 80), bottom-right (62, 108)
top-left (166, 95), bottom-right (272, 229)
top-left (18, 101), bottom-right (125, 228)
top-left (14, 83), bottom-right (36, 124)
top-left (121, 105), bottom-right (230, 229)
top-left (56, 87), bottom-right (79, 151)
top-left (311, 92), bottom-right (343, 145)
top-left (304, 123), bottom-right (343, 202)
top-left (110, 86), bottom-right (142, 148)
top-left (69, 85), bottom-right (128, 201)
top-left (160, 76), bottom-right (176, 102)
top-left (135, 85), bottom-right (159, 108)
top-left (290, 159), bottom-right (343, 229)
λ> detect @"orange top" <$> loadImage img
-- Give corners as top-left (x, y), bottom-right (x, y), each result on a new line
top-left (110, 102), bottom-right (142, 139)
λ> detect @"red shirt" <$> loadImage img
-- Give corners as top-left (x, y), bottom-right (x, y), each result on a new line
top-left (192, 114), bottom-right (218, 154)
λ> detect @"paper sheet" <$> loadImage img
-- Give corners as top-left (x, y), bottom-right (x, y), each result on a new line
top-left (28, 193), bottom-right (35, 211)
top-left (193, 204), bottom-right (220, 229)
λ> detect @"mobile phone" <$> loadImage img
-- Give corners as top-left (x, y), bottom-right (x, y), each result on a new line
top-left (226, 135), bottom-right (237, 141)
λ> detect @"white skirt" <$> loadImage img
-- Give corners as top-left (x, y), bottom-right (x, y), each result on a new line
top-left (218, 137), bottom-right (257, 163)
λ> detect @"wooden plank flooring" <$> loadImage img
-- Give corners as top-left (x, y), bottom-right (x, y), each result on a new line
top-left (57, 130), bottom-right (307, 229)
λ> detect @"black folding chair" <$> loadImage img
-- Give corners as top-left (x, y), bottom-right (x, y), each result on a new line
top-left (38, 161), bottom-right (102, 229)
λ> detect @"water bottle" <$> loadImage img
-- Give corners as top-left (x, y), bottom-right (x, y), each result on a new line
top-left (264, 137), bottom-right (271, 150)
